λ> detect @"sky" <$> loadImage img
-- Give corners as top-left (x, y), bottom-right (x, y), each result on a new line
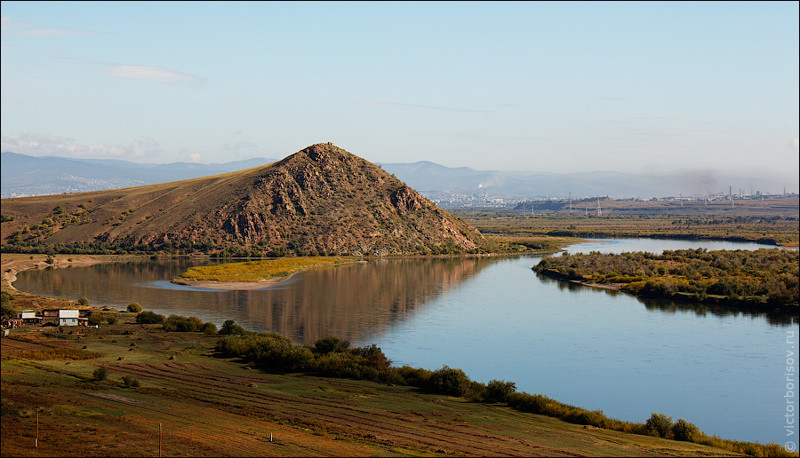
top-left (1, 1), bottom-right (798, 185)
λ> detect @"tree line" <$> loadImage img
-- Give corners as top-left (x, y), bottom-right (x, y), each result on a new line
top-left (534, 248), bottom-right (798, 308)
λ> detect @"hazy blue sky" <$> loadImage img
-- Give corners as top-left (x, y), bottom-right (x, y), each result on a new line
top-left (1, 1), bottom-right (798, 183)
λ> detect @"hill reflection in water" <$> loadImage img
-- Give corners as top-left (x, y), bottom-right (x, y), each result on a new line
top-left (17, 257), bottom-right (497, 345)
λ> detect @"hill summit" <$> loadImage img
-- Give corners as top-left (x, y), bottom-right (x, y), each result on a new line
top-left (1, 143), bottom-right (484, 256)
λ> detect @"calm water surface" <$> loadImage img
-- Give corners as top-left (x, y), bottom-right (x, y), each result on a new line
top-left (14, 238), bottom-right (799, 446)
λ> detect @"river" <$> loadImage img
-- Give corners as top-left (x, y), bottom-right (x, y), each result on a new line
top-left (13, 238), bottom-right (798, 446)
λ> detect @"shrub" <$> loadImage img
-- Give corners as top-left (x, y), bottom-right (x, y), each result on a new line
top-left (564, 409), bottom-right (607, 428)
top-left (78, 296), bottom-right (90, 306)
top-left (351, 344), bottom-right (391, 372)
top-left (135, 311), bottom-right (165, 324)
top-left (163, 315), bottom-right (203, 332)
top-left (121, 376), bottom-right (140, 388)
top-left (507, 392), bottom-right (553, 415)
top-left (88, 314), bottom-right (103, 326)
top-left (313, 336), bottom-right (350, 355)
top-left (246, 333), bottom-right (314, 371)
top-left (426, 365), bottom-right (471, 397)
top-left (93, 366), bottom-right (108, 381)
top-left (485, 379), bottom-right (517, 403)
top-left (216, 335), bottom-right (255, 356)
top-left (126, 302), bottom-right (142, 313)
top-left (646, 412), bottom-right (674, 438)
top-left (672, 418), bottom-right (698, 441)
top-left (201, 322), bottom-right (217, 334)
top-left (219, 319), bottom-right (246, 336)
top-left (106, 316), bottom-right (118, 325)
top-left (315, 352), bottom-right (364, 379)
top-left (393, 365), bottom-right (432, 387)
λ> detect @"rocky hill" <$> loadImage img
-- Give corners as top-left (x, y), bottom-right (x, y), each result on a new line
top-left (0, 143), bottom-right (483, 256)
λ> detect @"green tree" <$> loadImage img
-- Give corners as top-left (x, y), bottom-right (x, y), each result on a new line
top-left (485, 380), bottom-right (517, 403)
top-left (646, 412), bottom-right (674, 438)
top-left (672, 418), bottom-right (699, 441)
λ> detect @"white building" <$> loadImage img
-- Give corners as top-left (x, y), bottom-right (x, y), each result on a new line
top-left (20, 310), bottom-right (41, 324)
top-left (58, 309), bottom-right (80, 326)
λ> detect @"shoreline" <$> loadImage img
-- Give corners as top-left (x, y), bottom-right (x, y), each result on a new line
top-left (170, 275), bottom-right (293, 290)
top-left (534, 269), bottom-right (799, 314)
top-left (169, 259), bottom-right (368, 291)
top-left (1, 254), bottom-right (147, 291)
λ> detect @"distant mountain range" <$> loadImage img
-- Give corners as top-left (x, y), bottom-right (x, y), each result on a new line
top-left (2, 151), bottom-right (794, 204)
top-left (0, 152), bottom-right (277, 198)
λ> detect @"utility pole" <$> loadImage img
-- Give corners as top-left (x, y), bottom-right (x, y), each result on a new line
top-left (568, 192), bottom-right (572, 215)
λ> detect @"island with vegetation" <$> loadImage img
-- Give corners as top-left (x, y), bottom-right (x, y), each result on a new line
top-left (171, 256), bottom-right (361, 289)
top-left (533, 248), bottom-right (799, 311)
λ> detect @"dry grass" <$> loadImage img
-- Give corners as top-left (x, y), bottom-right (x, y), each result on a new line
top-left (459, 211), bottom-right (799, 247)
top-left (176, 257), bottom-right (357, 282)
top-left (1, 313), bottom-right (748, 457)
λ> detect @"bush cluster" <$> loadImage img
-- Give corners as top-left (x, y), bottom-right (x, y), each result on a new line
top-left (162, 315), bottom-right (204, 332)
top-left (534, 248), bottom-right (799, 307)
top-left (135, 312), bottom-right (216, 333)
top-left (135, 311), bottom-right (165, 324)
top-left (219, 319), bottom-right (246, 336)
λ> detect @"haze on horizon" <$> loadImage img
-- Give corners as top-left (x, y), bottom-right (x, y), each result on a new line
top-left (1, 1), bottom-right (798, 187)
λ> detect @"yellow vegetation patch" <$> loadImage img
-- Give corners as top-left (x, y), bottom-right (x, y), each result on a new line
top-left (9, 348), bottom-right (102, 361)
top-left (176, 256), bottom-right (357, 282)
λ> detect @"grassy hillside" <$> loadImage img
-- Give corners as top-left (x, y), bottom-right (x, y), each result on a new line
top-left (0, 144), bottom-right (484, 256)
top-left (2, 315), bottom-right (752, 457)
top-left (1, 258), bottom-right (791, 457)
